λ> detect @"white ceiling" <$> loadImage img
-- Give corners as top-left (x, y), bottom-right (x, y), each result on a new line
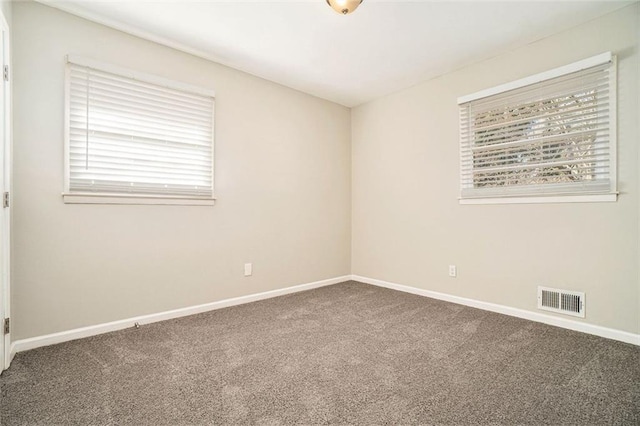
top-left (39, 0), bottom-right (632, 107)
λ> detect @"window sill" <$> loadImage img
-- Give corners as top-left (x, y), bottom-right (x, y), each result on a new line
top-left (62, 193), bottom-right (216, 206)
top-left (459, 193), bottom-right (617, 205)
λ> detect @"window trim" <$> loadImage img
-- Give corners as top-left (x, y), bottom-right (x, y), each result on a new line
top-left (457, 52), bottom-right (617, 205)
top-left (459, 194), bottom-right (616, 206)
top-left (63, 55), bottom-right (216, 205)
top-left (457, 52), bottom-right (611, 105)
top-left (62, 193), bottom-right (216, 206)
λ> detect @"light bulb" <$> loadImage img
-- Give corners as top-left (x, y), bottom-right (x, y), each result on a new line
top-left (326, 0), bottom-right (363, 15)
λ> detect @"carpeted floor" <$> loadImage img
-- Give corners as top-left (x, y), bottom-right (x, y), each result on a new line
top-left (1, 281), bottom-right (639, 425)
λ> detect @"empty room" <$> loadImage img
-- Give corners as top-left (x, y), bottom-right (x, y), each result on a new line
top-left (0, 0), bottom-right (639, 424)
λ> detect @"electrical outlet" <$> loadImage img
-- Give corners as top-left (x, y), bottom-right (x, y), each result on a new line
top-left (448, 265), bottom-right (457, 277)
top-left (244, 263), bottom-right (252, 277)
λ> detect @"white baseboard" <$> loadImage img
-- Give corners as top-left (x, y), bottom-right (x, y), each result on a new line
top-left (352, 275), bottom-right (640, 346)
top-left (11, 275), bottom-right (350, 354)
top-left (10, 273), bottom-right (638, 357)
top-left (8, 342), bottom-right (16, 365)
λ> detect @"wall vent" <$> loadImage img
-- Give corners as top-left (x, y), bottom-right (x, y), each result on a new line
top-left (537, 286), bottom-right (585, 318)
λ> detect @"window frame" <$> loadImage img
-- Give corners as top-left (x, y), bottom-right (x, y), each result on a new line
top-left (63, 55), bottom-right (216, 206)
top-left (457, 52), bottom-right (617, 205)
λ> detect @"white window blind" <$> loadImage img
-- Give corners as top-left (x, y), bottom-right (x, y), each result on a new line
top-left (65, 57), bottom-right (214, 200)
top-left (458, 53), bottom-right (616, 202)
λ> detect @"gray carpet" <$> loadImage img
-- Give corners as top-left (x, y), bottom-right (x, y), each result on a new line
top-left (1, 281), bottom-right (639, 425)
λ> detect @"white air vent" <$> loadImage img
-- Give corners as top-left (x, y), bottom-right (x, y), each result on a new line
top-left (537, 286), bottom-right (585, 318)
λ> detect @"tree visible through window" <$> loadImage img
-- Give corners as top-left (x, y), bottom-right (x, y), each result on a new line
top-left (458, 53), bottom-right (615, 202)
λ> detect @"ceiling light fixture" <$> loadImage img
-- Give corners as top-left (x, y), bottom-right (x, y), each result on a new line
top-left (326, 0), bottom-right (363, 15)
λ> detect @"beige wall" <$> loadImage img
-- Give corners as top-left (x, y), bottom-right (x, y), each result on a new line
top-left (0, 1), bottom-right (10, 29)
top-left (12, 1), bottom-right (640, 341)
top-left (352, 4), bottom-right (639, 334)
top-left (12, 2), bottom-right (351, 340)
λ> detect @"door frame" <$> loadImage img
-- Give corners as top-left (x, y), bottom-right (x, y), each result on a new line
top-left (0, 8), bottom-right (11, 372)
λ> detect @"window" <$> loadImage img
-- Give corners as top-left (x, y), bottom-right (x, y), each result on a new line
top-left (457, 52), bottom-right (616, 204)
top-left (64, 56), bottom-right (215, 205)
